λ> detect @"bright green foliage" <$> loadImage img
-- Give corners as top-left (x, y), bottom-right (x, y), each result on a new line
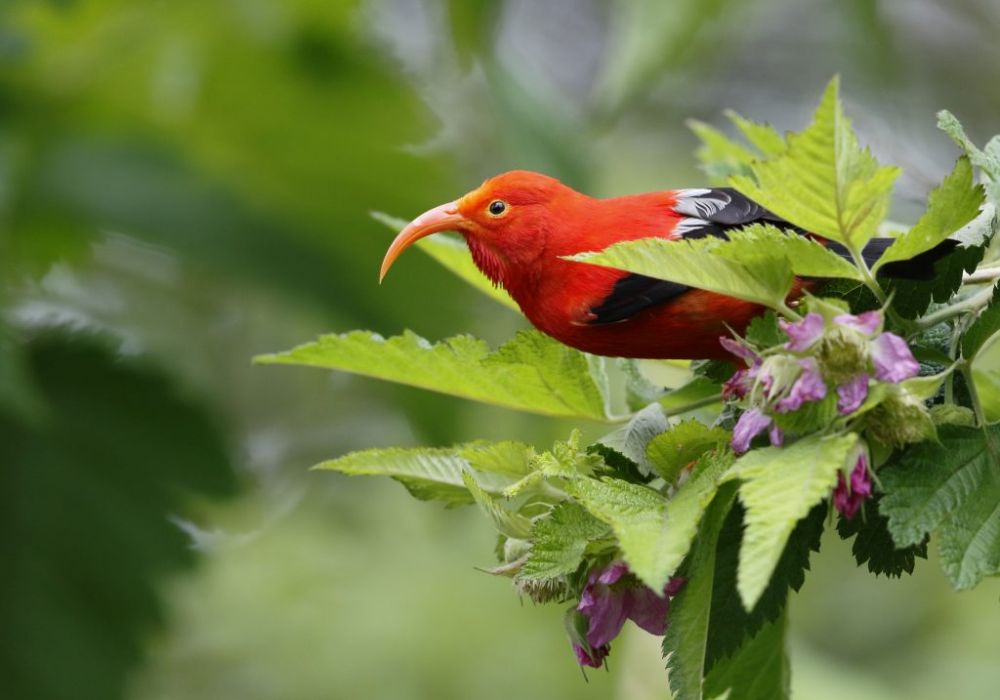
top-left (875, 157), bottom-right (984, 271)
top-left (566, 477), bottom-right (670, 589)
top-left (703, 611), bottom-right (790, 700)
top-left (257, 330), bottom-right (612, 420)
top-left (881, 426), bottom-right (1000, 589)
top-left (962, 285), bottom-right (1000, 360)
top-left (687, 120), bottom-right (757, 183)
top-left (715, 225), bottom-right (863, 282)
top-left (518, 502), bottom-right (610, 581)
top-left (663, 485), bottom-right (738, 700)
top-left (731, 77), bottom-right (900, 253)
top-left (725, 110), bottom-right (786, 158)
top-left (371, 212), bottom-right (521, 312)
top-left (568, 227), bottom-right (795, 311)
top-left (313, 442), bottom-right (533, 506)
top-left (724, 432), bottom-right (857, 608)
top-left (836, 497), bottom-right (928, 577)
top-left (597, 403), bottom-right (670, 475)
top-left (646, 420), bottom-right (730, 483)
top-left (462, 471), bottom-right (533, 539)
top-left (938, 110), bottom-right (1000, 202)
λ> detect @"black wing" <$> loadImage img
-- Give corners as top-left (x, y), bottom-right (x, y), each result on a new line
top-left (587, 188), bottom-right (794, 325)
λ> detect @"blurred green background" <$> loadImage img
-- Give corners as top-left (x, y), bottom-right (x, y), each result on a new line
top-left (2, 1), bottom-right (998, 698)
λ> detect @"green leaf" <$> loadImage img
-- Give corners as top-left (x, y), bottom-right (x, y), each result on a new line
top-left (703, 610), bottom-right (790, 700)
top-left (937, 110), bottom-right (1000, 202)
top-left (773, 232), bottom-right (865, 281)
top-left (660, 376), bottom-right (724, 415)
top-left (565, 477), bottom-right (670, 589)
top-left (313, 441), bottom-right (533, 506)
top-left (518, 502), bottom-right (610, 581)
top-left (731, 76), bottom-right (900, 252)
top-left (962, 285), bottom-right (1000, 360)
top-left (836, 496), bottom-right (928, 577)
top-left (461, 471), bottom-right (533, 539)
top-left (568, 227), bottom-right (795, 311)
top-left (874, 157), bottom-right (984, 271)
top-left (725, 110), bottom-right (786, 158)
top-left (597, 402), bottom-right (669, 475)
top-left (688, 119), bottom-right (757, 184)
top-left (724, 432), bottom-right (858, 609)
top-left (663, 484), bottom-right (738, 700)
top-left (880, 425), bottom-right (1000, 589)
top-left (647, 420), bottom-right (731, 483)
top-left (257, 329), bottom-right (612, 421)
top-left (705, 502), bottom-right (825, 670)
top-left (371, 211), bottom-right (521, 312)
top-left (744, 312), bottom-right (783, 348)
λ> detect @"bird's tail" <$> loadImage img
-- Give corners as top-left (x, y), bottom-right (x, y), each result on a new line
top-left (827, 238), bottom-right (958, 280)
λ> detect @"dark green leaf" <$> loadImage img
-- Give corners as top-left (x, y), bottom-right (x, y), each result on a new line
top-left (962, 284), bottom-right (1000, 360)
top-left (703, 610), bottom-right (790, 700)
top-left (836, 496), bottom-right (928, 577)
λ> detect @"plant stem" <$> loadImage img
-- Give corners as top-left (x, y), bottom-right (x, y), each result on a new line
top-left (850, 246), bottom-right (888, 305)
top-left (917, 285), bottom-right (995, 329)
top-left (963, 265), bottom-right (1000, 285)
top-left (960, 362), bottom-right (1000, 463)
top-left (660, 393), bottom-right (723, 418)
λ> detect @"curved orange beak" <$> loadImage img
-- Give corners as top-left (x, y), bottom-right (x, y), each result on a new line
top-left (379, 201), bottom-right (466, 282)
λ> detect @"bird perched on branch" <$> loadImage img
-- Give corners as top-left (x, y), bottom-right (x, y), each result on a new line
top-left (380, 171), bottom-right (950, 360)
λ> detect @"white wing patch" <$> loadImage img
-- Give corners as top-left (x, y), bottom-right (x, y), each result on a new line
top-left (672, 217), bottom-right (712, 237)
top-left (673, 189), bottom-right (732, 219)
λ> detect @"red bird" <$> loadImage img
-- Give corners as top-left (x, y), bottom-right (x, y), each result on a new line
top-left (379, 171), bottom-right (947, 360)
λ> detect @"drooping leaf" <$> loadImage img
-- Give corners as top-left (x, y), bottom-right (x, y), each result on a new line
top-left (461, 471), bottom-right (533, 539)
top-left (874, 157), bottom-right (984, 271)
top-left (836, 497), bottom-right (928, 577)
top-left (257, 329), bottom-right (612, 420)
top-left (880, 425), bottom-right (1000, 589)
top-left (597, 402), bottom-right (669, 476)
top-left (518, 502), bottom-right (610, 582)
top-left (371, 212), bottom-right (520, 311)
top-left (313, 441), bottom-right (534, 506)
top-left (565, 477), bottom-right (669, 589)
top-left (731, 76), bottom-right (900, 253)
top-left (646, 420), bottom-right (731, 483)
top-left (724, 432), bottom-right (858, 609)
top-left (663, 484), bottom-right (738, 700)
top-left (705, 502), bottom-right (825, 670)
top-left (703, 610), bottom-right (790, 700)
top-left (568, 228), bottom-right (795, 312)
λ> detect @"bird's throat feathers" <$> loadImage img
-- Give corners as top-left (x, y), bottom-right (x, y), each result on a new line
top-left (465, 236), bottom-right (507, 289)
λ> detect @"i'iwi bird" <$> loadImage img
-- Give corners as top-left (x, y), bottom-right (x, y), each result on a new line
top-left (379, 171), bottom-right (950, 360)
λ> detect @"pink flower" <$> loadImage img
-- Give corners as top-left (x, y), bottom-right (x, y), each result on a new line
top-left (572, 562), bottom-right (685, 666)
top-left (774, 358), bottom-right (827, 413)
top-left (833, 311), bottom-right (881, 336)
top-left (722, 369), bottom-right (751, 400)
top-left (731, 408), bottom-right (772, 454)
top-left (833, 452), bottom-right (873, 519)
top-left (769, 424), bottom-right (785, 447)
top-left (719, 336), bottom-right (759, 364)
top-left (780, 313), bottom-right (825, 351)
top-left (837, 373), bottom-right (869, 414)
top-left (871, 333), bottom-right (920, 383)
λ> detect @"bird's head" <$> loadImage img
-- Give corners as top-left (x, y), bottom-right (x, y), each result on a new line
top-left (379, 170), bottom-right (575, 286)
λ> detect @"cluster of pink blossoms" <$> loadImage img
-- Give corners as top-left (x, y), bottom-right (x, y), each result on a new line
top-left (722, 308), bottom-right (922, 519)
top-left (567, 562), bottom-right (685, 668)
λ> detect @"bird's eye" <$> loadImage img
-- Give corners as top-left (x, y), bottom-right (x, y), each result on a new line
top-left (488, 200), bottom-right (508, 217)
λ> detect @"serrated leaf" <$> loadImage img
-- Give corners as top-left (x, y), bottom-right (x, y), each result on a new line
top-left (568, 228), bottom-right (795, 311)
top-left (257, 329), bottom-right (612, 420)
top-left (518, 502), bottom-right (610, 581)
top-left (314, 442), bottom-right (532, 505)
top-left (744, 312), bottom-right (783, 348)
top-left (724, 432), bottom-right (858, 609)
top-left (597, 402), bottom-right (669, 475)
top-left (962, 285), bottom-right (1000, 360)
top-left (703, 610), bottom-right (790, 700)
top-left (705, 502), bottom-right (825, 670)
top-left (647, 420), bottom-right (731, 483)
top-left (688, 119), bottom-right (758, 184)
top-left (937, 111), bottom-right (1000, 202)
top-left (731, 77), bottom-right (900, 252)
top-left (372, 211), bottom-right (520, 311)
top-left (462, 470), bottom-right (533, 539)
top-left (880, 425), bottom-right (1000, 589)
top-left (566, 477), bottom-right (669, 589)
top-left (836, 497), bottom-right (928, 577)
top-left (663, 484), bottom-right (738, 700)
top-left (725, 110), bottom-right (786, 158)
top-left (875, 157), bottom-right (984, 271)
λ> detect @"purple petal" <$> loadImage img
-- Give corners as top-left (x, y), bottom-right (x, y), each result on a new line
top-left (594, 561), bottom-right (628, 586)
top-left (573, 642), bottom-right (609, 668)
top-left (834, 310), bottom-right (882, 336)
top-left (625, 586), bottom-right (671, 636)
top-left (833, 452), bottom-right (873, 519)
top-left (837, 374), bottom-right (869, 415)
top-left (722, 369), bottom-right (750, 400)
top-left (850, 453), bottom-right (873, 499)
top-left (663, 577), bottom-right (687, 598)
top-left (780, 313), bottom-right (825, 351)
top-left (731, 408), bottom-right (772, 454)
top-left (832, 472), bottom-right (857, 519)
top-left (769, 424), bottom-right (785, 447)
top-left (719, 336), bottom-right (759, 364)
top-left (582, 590), bottom-right (628, 649)
top-left (872, 333), bottom-right (920, 383)
top-left (775, 358), bottom-right (828, 413)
